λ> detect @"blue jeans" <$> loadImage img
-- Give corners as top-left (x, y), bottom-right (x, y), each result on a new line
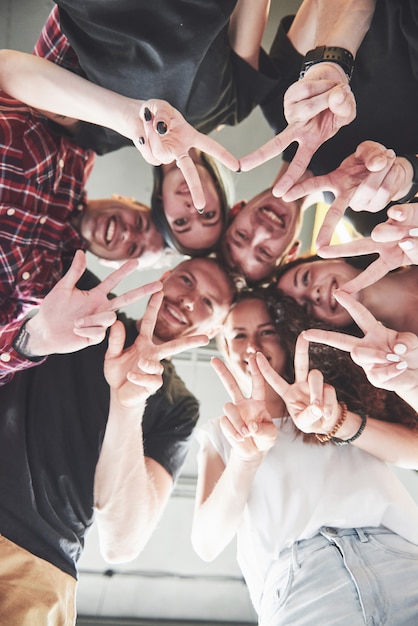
top-left (258, 527), bottom-right (418, 625)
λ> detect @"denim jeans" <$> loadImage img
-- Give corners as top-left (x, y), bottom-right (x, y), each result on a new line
top-left (258, 527), bottom-right (418, 625)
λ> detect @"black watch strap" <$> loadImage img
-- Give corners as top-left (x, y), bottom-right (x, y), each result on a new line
top-left (300, 46), bottom-right (354, 81)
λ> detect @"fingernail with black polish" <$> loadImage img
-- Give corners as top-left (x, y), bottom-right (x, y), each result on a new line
top-left (157, 121), bottom-right (168, 135)
top-left (138, 136), bottom-right (145, 145)
top-left (144, 107), bottom-right (152, 122)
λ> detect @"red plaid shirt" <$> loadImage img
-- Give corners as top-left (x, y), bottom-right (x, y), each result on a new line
top-left (0, 33), bottom-right (96, 385)
top-left (33, 4), bottom-right (82, 73)
top-left (0, 5), bottom-right (96, 383)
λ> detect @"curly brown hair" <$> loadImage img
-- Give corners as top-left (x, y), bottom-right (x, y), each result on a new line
top-left (263, 285), bottom-right (418, 444)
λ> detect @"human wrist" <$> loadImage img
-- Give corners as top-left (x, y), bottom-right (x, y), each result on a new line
top-left (331, 410), bottom-right (368, 445)
top-left (12, 317), bottom-right (47, 361)
top-left (315, 401), bottom-right (347, 443)
top-left (300, 46), bottom-right (354, 82)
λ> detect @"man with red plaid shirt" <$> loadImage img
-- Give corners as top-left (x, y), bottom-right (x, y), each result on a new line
top-left (0, 11), bottom-right (167, 377)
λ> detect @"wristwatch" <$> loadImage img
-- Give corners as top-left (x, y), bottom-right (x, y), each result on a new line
top-left (300, 46), bottom-right (354, 81)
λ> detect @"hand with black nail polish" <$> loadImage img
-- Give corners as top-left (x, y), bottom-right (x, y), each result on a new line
top-left (132, 98), bottom-right (239, 212)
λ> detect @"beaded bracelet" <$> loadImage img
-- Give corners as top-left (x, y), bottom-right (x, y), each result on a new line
top-left (315, 401), bottom-right (348, 443)
top-left (331, 411), bottom-right (368, 446)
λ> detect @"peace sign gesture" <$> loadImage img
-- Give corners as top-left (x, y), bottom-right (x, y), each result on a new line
top-left (240, 64), bottom-right (356, 198)
top-left (132, 99), bottom-right (239, 212)
top-left (211, 355), bottom-right (277, 461)
top-left (303, 290), bottom-right (418, 398)
top-left (104, 291), bottom-right (209, 409)
top-left (255, 334), bottom-right (341, 437)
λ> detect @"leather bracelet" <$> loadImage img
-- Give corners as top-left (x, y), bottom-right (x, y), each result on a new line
top-left (300, 46), bottom-right (354, 82)
top-left (331, 410), bottom-right (367, 446)
top-left (315, 401), bottom-right (348, 443)
top-left (391, 154), bottom-right (418, 204)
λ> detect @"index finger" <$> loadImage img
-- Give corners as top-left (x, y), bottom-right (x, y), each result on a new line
top-left (109, 280), bottom-right (163, 312)
top-left (294, 333), bottom-right (310, 383)
top-left (211, 356), bottom-right (245, 404)
top-left (193, 133), bottom-right (239, 172)
top-left (59, 250), bottom-right (87, 288)
top-left (316, 198), bottom-right (348, 248)
top-left (333, 290), bottom-right (379, 333)
top-left (239, 125), bottom-right (296, 172)
top-left (157, 333), bottom-right (209, 360)
top-left (255, 351), bottom-right (289, 397)
top-left (272, 140), bottom-right (315, 197)
top-left (176, 155), bottom-right (206, 211)
top-left (140, 291), bottom-right (164, 340)
top-left (99, 259), bottom-right (139, 294)
top-left (341, 259), bottom-right (390, 294)
top-left (302, 327), bottom-right (358, 353)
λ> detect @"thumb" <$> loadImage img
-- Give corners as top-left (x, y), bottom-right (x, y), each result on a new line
top-left (106, 320), bottom-right (126, 359)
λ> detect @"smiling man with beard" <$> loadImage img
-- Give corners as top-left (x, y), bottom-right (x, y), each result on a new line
top-left (0, 255), bottom-right (234, 624)
top-left (0, 86), bottom-right (165, 328)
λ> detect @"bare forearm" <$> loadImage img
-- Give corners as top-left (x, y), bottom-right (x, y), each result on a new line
top-left (228, 0), bottom-right (271, 69)
top-left (0, 49), bottom-right (139, 140)
top-left (288, 0), bottom-right (376, 56)
top-left (314, 0), bottom-right (376, 55)
top-left (336, 410), bottom-right (418, 469)
top-left (94, 395), bottom-right (167, 563)
top-left (192, 450), bottom-right (261, 562)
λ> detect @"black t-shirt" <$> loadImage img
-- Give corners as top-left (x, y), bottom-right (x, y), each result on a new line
top-left (54, 0), bottom-right (279, 154)
top-left (0, 312), bottom-right (199, 579)
top-left (262, 0), bottom-right (418, 235)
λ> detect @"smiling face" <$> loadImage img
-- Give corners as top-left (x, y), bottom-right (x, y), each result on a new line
top-left (222, 189), bottom-right (302, 282)
top-left (277, 259), bottom-right (360, 326)
top-left (222, 298), bottom-right (286, 388)
top-left (153, 258), bottom-right (233, 342)
top-left (161, 162), bottom-right (223, 251)
top-left (78, 196), bottom-right (164, 264)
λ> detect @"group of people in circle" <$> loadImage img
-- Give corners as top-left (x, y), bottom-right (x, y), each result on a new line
top-left (2, 1), bottom-right (418, 624)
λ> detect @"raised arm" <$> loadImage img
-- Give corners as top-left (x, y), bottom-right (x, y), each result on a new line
top-left (192, 355), bottom-right (277, 562)
top-left (95, 292), bottom-right (209, 562)
top-left (302, 292), bottom-right (418, 468)
top-left (228, 0), bottom-right (271, 69)
top-left (282, 142), bottom-right (414, 247)
top-left (0, 50), bottom-right (238, 211)
top-left (0, 251), bottom-right (161, 385)
top-left (240, 0), bottom-right (377, 196)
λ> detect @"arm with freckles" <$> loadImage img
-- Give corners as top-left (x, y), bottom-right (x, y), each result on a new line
top-left (0, 49), bottom-right (238, 211)
top-left (302, 292), bottom-right (418, 469)
top-left (192, 356), bottom-right (277, 562)
top-left (95, 292), bottom-right (209, 562)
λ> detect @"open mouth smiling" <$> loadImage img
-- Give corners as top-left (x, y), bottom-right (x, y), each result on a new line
top-left (105, 217), bottom-right (117, 245)
top-left (259, 206), bottom-right (285, 229)
top-left (164, 301), bottom-right (188, 325)
top-left (329, 279), bottom-right (338, 312)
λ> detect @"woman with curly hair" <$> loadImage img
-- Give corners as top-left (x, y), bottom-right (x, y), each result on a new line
top-left (272, 253), bottom-right (418, 336)
top-left (192, 288), bottom-right (418, 625)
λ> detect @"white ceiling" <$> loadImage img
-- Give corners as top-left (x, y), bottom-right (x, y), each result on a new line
top-left (2, 1), bottom-right (418, 624)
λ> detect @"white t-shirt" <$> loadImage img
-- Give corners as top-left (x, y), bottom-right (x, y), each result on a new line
top-left (197, 417), bottom-right (418, 613)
